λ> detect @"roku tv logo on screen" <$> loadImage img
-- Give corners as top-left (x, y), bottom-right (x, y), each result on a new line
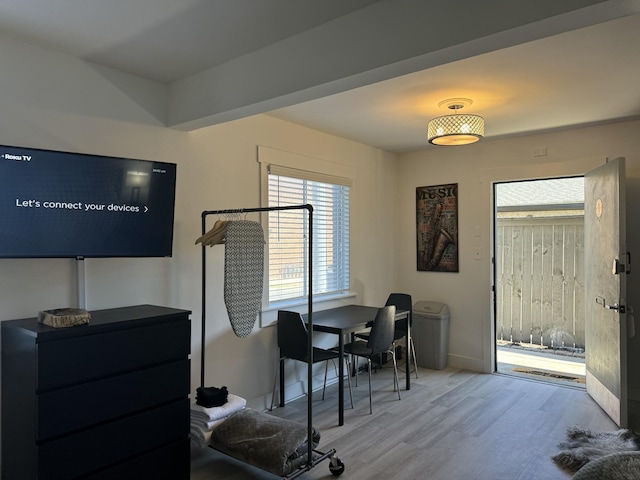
top-left (1, 152), bottom-right (31, 161)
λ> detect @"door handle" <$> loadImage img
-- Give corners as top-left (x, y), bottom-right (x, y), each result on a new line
top-left (606, 303), bottom-right (626, 314)
top-left (595, 296), bottom-right (626, 313)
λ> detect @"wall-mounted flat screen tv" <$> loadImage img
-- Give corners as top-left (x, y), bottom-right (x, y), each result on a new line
top-left (0, 145), bottom-right (177, 258)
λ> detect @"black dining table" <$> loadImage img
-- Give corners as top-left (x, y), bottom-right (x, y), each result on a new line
top-left (303, 304), bottom-right (411, 426)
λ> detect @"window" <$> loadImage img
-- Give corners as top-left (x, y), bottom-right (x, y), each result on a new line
top-left (267, 166), bottom-right (350, 304)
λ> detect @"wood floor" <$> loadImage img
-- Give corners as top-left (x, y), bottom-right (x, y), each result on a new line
top-left (190, 363), bottom-right (617, 480)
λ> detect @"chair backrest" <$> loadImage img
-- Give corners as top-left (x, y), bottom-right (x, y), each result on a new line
top-left (277, 310), bottom-right (309, 362)
top-left (366, 305), bottom-right (396, 356)
top-left (385, 293), bottom-right (412, 326)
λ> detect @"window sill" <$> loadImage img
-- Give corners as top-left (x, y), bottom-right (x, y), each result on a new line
top-left (259, 292), bottom-right (357, 327)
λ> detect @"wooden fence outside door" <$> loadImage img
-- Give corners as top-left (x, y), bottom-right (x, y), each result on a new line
top-left (496, 215), bottom-right (585, 351)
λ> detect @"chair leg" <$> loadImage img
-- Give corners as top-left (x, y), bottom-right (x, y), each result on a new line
top-left (410, 338), bottom-right (419, 379)
top-left (390, 350), bottom-right (401, 401)
top-left (344, 357), bottom-right (354, 408)
top-left (391, 347), bottom-right (397, 392)
top-left (270, 358), bottom-right (282, 411)
top-left (322, 360), bottom-right (331, 400)
top-left (394, 338), bottom-right (420, 379)
top-left (367, 357), bottom-right (373, 414)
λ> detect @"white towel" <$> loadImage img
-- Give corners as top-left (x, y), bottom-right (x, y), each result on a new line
top-left (189, 423), bottom-right (215, 448)
top-left (190, 407), bottom-right (239, 448)
top-left (190, 416), bottom-right (226, 431)
top-left (190, 393), bottom-right (247, 422)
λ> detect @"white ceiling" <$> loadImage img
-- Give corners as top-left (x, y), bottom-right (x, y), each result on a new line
top-left (0, 0), bottom-right (639, 152)
top-left (270, 13), bottom-right (640, 152)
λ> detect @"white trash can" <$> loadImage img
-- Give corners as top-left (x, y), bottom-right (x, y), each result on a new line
top-left (413, 301), bottom-right (450, 370)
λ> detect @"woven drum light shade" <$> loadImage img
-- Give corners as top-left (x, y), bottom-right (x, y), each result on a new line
top-left (427, 113), bottom-right (485, 146)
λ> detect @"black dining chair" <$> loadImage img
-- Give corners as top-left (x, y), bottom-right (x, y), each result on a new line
top-left (342, 305), bottom-right (401, 414)
top-left (270, 310), bottom-right (352, 411)
top-left (386, 293), bottom-right (419, 379)
top-left (356, 293), bottom-right (419, 379)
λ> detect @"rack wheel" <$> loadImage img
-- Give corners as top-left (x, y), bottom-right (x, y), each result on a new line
top-left (329, 456), bottom-right (345, 476)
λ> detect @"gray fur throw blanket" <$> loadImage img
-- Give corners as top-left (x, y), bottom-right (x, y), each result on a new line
top-left (552, 426), bottom-right (640, 472)
top-left (572, 451), bottom-right (640, 479)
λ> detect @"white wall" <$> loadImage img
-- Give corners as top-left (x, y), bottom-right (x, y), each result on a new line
top-left (396, 120), bottom-right (640, 373)
top-left (0, 36), bottom-right (398, 417)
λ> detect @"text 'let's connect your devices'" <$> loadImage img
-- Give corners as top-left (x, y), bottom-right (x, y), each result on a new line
top-left (14, 199), bottom-right (147, 213)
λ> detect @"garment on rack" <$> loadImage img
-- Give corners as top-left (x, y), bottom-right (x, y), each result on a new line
top-left (224, 220), bottom-right (265, 337)
top-left (195, 220), bottom-right (230, 246)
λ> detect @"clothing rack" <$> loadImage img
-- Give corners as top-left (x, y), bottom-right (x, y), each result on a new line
top-left (200, 204), bottom-right (343, 478)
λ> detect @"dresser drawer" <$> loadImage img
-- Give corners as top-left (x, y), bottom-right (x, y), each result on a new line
top-left (36, 319), bottom-right (190, 390)
top-left (37, 359), bottom-right (190, 440)
top-left (82, 438), bottom-right (189, 480)
top-left (38, 398), bottom-right (189, 479)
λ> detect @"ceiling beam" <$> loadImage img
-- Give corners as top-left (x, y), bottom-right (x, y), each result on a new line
top-left (167, 0), bottom-right (639, 131)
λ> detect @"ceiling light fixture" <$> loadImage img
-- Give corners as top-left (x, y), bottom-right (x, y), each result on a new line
top-left (427, 98), bottom-right (484, 146)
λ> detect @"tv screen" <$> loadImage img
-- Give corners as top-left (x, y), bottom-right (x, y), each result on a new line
top-left (0, 145), bottom-right (177, 258)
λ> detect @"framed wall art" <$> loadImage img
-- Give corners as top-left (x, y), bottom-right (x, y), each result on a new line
top-left (416, 183), bottom-right (459, 272)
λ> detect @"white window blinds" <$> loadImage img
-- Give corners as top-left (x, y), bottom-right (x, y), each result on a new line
top-left (267, 165), bottom-right (351, 304)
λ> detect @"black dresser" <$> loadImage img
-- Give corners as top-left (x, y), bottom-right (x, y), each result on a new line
top-left (1, 304), bottom-right (191, 479)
